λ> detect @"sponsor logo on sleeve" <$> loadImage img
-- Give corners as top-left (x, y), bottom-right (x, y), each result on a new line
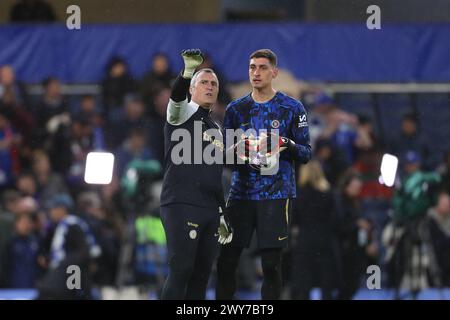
top-left (298, 114), bottom-right (308, 128)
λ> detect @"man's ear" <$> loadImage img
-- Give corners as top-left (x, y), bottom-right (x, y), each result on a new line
top-left (189, 85), bottom-right (194, 96)
top-left (272, 67), bottom-right (279, 79)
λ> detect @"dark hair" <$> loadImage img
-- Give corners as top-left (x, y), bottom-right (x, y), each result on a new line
top-left (17, 171), bottom-right (36, 181)
top-left (106, 56), bottom-right (127, 73)
top-left (358, 114), bottom-right (372, 125)
top-left (15, 212), bottom-right (33, 224)
top-left (72, 113), bottom-right (91, 127)
top-left (402, 112), bottom-right (418, 124)
top-left (249, 49), bottom-right (277, 67)
top-left (42, 76), bottom-right (59, 88)
top-left (315, 138), bottom-right (333, 151)
top-left (129, 127), bottom-right (147, 139)
top-left (153, 52), bottom-right (168, 59)
top-left (81, 94), bottom-right (95, 101)
top-left (337, 169), bottom-right (361, 195)
top-left (152, 52), bottom-right (169, 63)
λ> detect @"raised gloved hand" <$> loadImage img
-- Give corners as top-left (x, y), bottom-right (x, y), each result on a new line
top-left (218, 207), bottom-right (233, 245)
top-left (181, 48), bottom-right (204, 79)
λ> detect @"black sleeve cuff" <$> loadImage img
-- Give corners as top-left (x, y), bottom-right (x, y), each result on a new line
top-left (170, 72), bottom-right (191, 102)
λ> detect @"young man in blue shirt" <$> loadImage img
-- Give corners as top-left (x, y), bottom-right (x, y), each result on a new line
top-left (216, 49), bottom-right (312, 300)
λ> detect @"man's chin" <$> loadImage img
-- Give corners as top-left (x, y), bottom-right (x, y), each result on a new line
top-left (251, 82), bottom-right (264, 89)
top-left (205, 98), bottom-right (217, 105)
top-left (201, 101), bottom-right (213, 108)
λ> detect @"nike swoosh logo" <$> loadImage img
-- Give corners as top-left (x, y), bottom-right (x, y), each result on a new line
top-left (240, 122), bottom-right (250, 127)
top-left (278, 236), bottom-right (288, 241)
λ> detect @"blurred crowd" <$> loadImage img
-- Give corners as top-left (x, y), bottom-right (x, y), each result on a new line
top-left (0, 52), bottom-right (449, 299)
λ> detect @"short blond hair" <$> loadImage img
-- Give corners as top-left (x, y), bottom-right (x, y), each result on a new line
top-left (190, 68), bottom-right (218, 87)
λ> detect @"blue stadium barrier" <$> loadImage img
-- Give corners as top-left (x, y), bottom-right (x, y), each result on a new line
top-left (353, 288), bottom-right (450, 300)
top-left (0, 289), bottom-right (37, 300)
top-left (1, 24), bottom-right (450, 83)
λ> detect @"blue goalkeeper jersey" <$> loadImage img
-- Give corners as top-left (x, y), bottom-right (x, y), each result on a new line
top-left (223, 91), bottom-right (311, 201)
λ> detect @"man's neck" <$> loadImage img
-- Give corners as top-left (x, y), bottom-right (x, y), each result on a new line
top-left (251, 87), bottom-right (277, 103)
top-left (199, 105), bottom-right (212, 112)
top-left (192, 99), bottom-right (212, 110)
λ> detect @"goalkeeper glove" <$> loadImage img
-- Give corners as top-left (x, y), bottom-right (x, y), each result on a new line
top-left (218, 207), bottom-right (233, 245)
top-left (279, 136), bottom-right (296, 151)
top-left (258, 132), bottom-right (294, 155)
top-left (181, 48), bottom-right (204, 79)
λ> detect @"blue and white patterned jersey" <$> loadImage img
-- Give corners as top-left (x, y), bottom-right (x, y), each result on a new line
top-left (223, 91), bottom-right (311, 201)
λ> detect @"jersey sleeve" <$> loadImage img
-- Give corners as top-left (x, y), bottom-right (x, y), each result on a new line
top-left (290, 102), bottom-right (312, 163)
top-left (167, 98), bottom-right (191, 125)
top-left (223, 104), bottom-right (238, 166)
top-left (166, 74), bottom-right (196, 125)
